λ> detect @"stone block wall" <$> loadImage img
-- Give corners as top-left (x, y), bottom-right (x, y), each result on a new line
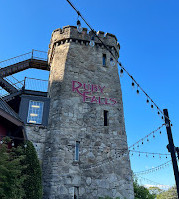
top-left (41, 26), bottom-right (134, 199)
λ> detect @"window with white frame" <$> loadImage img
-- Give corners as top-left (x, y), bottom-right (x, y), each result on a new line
top-left (27, 100), bottom-right (44, 124)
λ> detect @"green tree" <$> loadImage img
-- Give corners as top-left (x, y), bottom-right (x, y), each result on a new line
top-left (148, 186), bottom-right (163, 195)
top-left (0, 137), bottom-right (26, 199)
top-left (99, 197), bottom-right (120, 199)
top-left (157, 186), bottom-right (177, 199)
top-left (22, 140), bottom-right (43, 199)
top-left (133, 178), bottom-right (156, 199)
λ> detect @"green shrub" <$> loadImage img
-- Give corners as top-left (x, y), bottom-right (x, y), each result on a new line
top-left (22, 141), bottom-right (43, 199)
top-left (0, 137), bottom-right (26, 199)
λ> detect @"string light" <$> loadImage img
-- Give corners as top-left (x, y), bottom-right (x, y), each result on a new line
top-left (134, 160), bottom-right (172, 175)
top-left (129, 150), bottom-right (170, 159)
top-left (110, 57), bottom-right (115, 66)
top-left (135, 176), bottom-right (171, 189)
top-left (132, 81), bottom-right (135, 87)
top-left (120, 68), bottom-right (124, 76)
top-left (65, 0), bottom-right (172, 123)
top-left (77, 19), bottom-right (83, 33)
top-left (89, 35), bottom-right (95, 47)
top-left (129, 124), bottom-right (165, 150)
top-left (136, 88), bottom-right (139, 94)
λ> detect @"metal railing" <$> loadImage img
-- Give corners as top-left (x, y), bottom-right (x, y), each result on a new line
top-left (0, 50), bottom-right (48, 98)
top-left (24, 77), bottom-right (48, 92)
top-left (0, 50), bottom-right (47, 69)
top-left (0, 80), bottom-right (24, 97)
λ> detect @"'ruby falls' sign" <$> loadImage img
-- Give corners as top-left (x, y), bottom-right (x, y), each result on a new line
top-left (72, 81), bottom-right (117, 106)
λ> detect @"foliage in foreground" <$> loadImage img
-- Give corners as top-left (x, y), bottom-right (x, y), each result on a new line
top-left (0, 137), bottom-right (26, 199)
top-left (0, 138), bottom-right (42, 199)
top-left (157, 186), bottom-right (177, 199)
top-left (133, 178), bottom-right (156, 199)
top-left (99, 197), bottom-right (120, 199)
top-left (22, 141), bottom-right (43, 199)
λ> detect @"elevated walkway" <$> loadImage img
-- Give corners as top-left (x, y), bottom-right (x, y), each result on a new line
top-left (0, 50), bottom-right (49, 96)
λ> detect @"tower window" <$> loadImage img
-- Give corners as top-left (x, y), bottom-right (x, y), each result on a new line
top-left (103, 54), bottom-right (106, 66)
top-left (104, 110), bottom-right (109, 126)
top-left (27, 100), bottom-right (44, 124)
top-left (74, 186), bottom-right (79, 199)
top-left (75, 141), bottom-right (80, 161)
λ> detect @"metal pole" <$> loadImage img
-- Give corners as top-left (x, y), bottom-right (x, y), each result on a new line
top-left (176, 147), bottom-right (179, 160)
top-left (163, 109), bottom-right (179, 198)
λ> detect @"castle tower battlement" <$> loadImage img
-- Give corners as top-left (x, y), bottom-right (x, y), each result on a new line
top-left (48, 26), bottom-right (120, 65)
top-left (42, 25), bottom-right (134, 199)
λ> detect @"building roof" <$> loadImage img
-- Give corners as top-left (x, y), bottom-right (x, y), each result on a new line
top-left (0, 98), bottom-right (23, 126)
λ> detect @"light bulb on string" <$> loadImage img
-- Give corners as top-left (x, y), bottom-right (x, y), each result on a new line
top-left (77, 20), bottom-right (83, 33)
top-left (151, 104), bottom-right (154, 109)
top-left (0, 140), bottom-right (3, 144)
top-left (160, 131), bottom-right (162, 134)
top-left (89, 35), bottom-right (95, 47)
top-left (110, 58), bottom-right (115, 66)
top-left (24, 144), bottom-right (27, 148)
top-left (120, 68), bottom-right (124, 77)
top-left (136, 88), bottom-right (139, 94)
top-left (153, 133), bottom-right (155, 138)
top-left (12, 141), bottom-right (14, 147)
top-left (146, 99), bottom-right (149, 103)
top-left (132, 81), bottom-right (135, 88)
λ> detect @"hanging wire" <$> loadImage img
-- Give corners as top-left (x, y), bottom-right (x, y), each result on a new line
top-left (129, 124), bottom-right (165, 149)
top-left (135, 175), bottom-right (171, 189)
top-left (65, 0), bottom-right (172, 123)
top-left (134, 160), bottom-right (172, 175)
top-left (129, 150), bottom-right (170, 158)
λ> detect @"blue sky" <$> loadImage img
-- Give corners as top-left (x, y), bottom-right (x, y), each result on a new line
top-left (0, 0), bottom-right (179, 188)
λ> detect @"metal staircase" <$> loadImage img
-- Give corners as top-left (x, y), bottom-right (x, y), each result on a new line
top-left (0, 50), bottom-right (49, 100)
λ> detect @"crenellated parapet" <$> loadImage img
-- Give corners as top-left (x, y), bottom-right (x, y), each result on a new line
top-left (48, 25), bottom-right (120, 64)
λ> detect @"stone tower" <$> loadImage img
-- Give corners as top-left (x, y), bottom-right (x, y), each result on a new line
top-left (42, 26), bottom-right (134, 199)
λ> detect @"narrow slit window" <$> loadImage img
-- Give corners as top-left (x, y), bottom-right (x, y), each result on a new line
top-left (75, 141), bottom-right (80, 161)
top-left (104, 110), bottom-right (109, 126)
top-left (74, 186), bottom-right (79, 199)
top-left (103, 54), bottom-right (106, 66)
